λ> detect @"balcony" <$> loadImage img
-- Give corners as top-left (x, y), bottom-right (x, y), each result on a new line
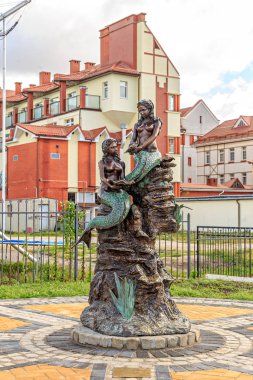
top-left (85, 94), bottom-right (100, 109)
top-left (18, 111), bottom-right (27, 123)
top-left (33, 106), bottom-right (44, 120)
top-left (6, 115), bottom-right (13, 128)
top-left (66, 96), bottom-right (80, 111)
top-left (50, 101), bottom-right (60, 115)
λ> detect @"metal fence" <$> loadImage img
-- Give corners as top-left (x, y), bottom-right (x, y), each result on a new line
top-left (196, 226), bottom-right (253, 278)
top-left (0, 200), bottom-right (252, 284)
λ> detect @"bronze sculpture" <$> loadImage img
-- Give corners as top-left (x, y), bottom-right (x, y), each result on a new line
top-left (78, 99), bottom-right (190, 336)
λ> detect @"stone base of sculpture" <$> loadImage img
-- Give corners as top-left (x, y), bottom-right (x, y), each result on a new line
top-left (79, 157), bottom-right (191, 337)
top-left (72, 324), bottom-right (201, 350)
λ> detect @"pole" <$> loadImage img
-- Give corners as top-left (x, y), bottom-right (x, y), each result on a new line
top-left (2, 18), bottom-right (6, 232)
top-left (1, 0), bottom-right (32, 233)
top-left (187, 213), bottom-right (191, 279)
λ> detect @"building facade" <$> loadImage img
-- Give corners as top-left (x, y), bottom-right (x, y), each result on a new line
top-left (195, 115), bottom-right (253, 186)
top-left (180, 99), bottom-right (219, 183)
top-left (0, 13), bottom-right (182, 211)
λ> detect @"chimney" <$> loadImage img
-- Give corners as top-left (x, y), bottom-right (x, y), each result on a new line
top-left (100, 13), bottom-right (146, 68)
top-left (15, 82), bottom-right (22, 94)
top-left (85, 62), bottom-right (95, 70)
top-left (29, 84), bottom-right (36, 88)
top-left (39, 71), bottom-right (51, 85)
top-left (207, 178), bottom-right (218, 186)
top-left (69, 59), bottom-right (80, 74)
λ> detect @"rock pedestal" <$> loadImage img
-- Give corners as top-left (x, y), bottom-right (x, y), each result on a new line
top-left (79, 156), bottom-right (191, 337)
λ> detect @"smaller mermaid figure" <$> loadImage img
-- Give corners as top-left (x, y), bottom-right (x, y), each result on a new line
top-left (74, 138), bottom-right (133, 247)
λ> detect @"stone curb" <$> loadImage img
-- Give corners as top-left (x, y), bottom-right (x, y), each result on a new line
top-left (71, 324), bottom-right (201, 350)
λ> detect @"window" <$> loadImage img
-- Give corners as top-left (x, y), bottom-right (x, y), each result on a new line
top-left (169, 138), bottom-right (175, 153)
top-left (242, 173), bottom-right (247, 185)
top-left (13, 155), bottom-right (18, 161)
top-left (200, 116), bottom-right (202, 124)
top-left (230, 173), bottom-right (234, 180)
top-left (65, 118), bottom-right (74, 126)
top-left (188, 178), bottom-right (192, 183)
top-left (120, 81), bottom-right (127, 98)
top-left (219, 174), bottom-right (224, 184)
top-left (168, 95), bottom-right (175, 111)
top-left (219, 149), bottom-right (224, 163)
top-left (103, 81), bottom-right (108, 98)
top-left (229, 148), bottom-right (235, 161)
top-left (242, 146), bottom-right (247, 160)
top-left (205, 151), bottom-right (210, 165)
top-left (50, 153), bottom-right (60, 159)
top-left (188, 157), bottom-right (192, 166)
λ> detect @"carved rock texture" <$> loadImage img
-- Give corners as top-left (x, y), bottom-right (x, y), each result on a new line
top-left (80, 156), bottom-right (191, 336)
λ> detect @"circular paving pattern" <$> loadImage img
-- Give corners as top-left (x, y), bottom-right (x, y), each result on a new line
top-left (0, 296), bottom-right (253, 379)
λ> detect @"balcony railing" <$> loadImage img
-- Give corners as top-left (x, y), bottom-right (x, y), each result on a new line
top-left (85, 94), bottom-right (100, 109)
top-left (33, 106), bottom-right (44, 120)
top-left (18, 111), bottom-right (27, 123)
top-left (50, 101), bottom-right (60, 115)
top-left (66, 96), bottom-right (80, 111)
top-left (6, 115), bottom-right (13, 128)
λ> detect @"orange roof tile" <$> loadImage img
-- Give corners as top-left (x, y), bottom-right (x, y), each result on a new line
top-left (16, 123), bottom-right (78, 137)
top-left (0, 89), bottom-right (15, 100)
top-left (181, 179), bottom-right (253, 191)
top-left (54, 61), bottom-right (139, 82)
top-left (196, 115), bottom-right (253, 144)
top-left (81, 127), bottom-right (108, 140)
top-left (110, 129), bottom-right (132, 141)
top-left (22, 83), bottom-right (59, 93)
top-left (6, 93), bottom-right (27, 103)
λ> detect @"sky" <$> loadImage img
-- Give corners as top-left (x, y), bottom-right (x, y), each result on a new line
top-left (1, 0), bottom-right (253, 122)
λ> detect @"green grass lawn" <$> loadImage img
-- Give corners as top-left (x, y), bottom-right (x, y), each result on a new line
top-left (0, 278), bottom-right (252, 301)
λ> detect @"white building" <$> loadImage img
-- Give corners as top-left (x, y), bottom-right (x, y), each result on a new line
top-left (180, 99), bottom-right (219, 183)
top-left (195, 115), bottom-right (253, 186)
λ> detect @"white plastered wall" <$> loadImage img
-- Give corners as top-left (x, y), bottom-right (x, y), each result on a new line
top-left (176, 198), bottom-right (253, 230)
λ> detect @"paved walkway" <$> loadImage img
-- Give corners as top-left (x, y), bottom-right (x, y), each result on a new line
top-left (0, 296), bottom-right (253, 379)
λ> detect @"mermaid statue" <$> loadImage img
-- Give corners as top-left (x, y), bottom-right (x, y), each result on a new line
top-left (74, 99), bottom-right (191, 337)
top-left (75, 99), bottom-right (163, 247)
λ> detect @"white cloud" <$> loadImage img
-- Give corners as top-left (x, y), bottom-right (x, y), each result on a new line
top-left (1, 0), bottom-right (253, 121)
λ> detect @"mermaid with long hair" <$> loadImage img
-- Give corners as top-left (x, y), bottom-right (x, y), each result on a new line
top-left (75, 99), bottom-right (162, 247)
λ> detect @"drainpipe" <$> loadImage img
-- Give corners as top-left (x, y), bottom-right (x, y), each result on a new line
top-left (120, 123), bottom-right (127, 159)
top-left (236, 199), bottom-right (241, 227)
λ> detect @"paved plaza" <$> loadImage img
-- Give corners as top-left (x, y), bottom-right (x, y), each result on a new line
top-left (0, 296), bottom-right (253, 379)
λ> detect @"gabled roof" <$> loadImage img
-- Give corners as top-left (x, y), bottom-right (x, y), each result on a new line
top-left (180, 99), bottom-right (203, 117)
top-left (54, 61), bottom-right (139, 82)
top-left (195, 115), bottom-right (253, 145)
top-left (22, 83), bottom-right (59, 93)
top-left (224, 178), bottom-right (244, 189)
top-left (81, 127), bottom-right (109, 140)
top-left (180, 99), bottom-right (219, 122)
top-left (110, 129), bottom-right (132, 141)
top-left (14, 123), bottom-right (79, 138)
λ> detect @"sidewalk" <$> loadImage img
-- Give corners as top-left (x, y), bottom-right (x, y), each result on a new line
top-left (0, 296), bottom-right (253, 379)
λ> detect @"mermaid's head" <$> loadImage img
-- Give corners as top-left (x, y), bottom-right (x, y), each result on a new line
top-left (102, 138), bottom-right (121, 162)
top-left (137, 99), bottom-right (154, 120)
